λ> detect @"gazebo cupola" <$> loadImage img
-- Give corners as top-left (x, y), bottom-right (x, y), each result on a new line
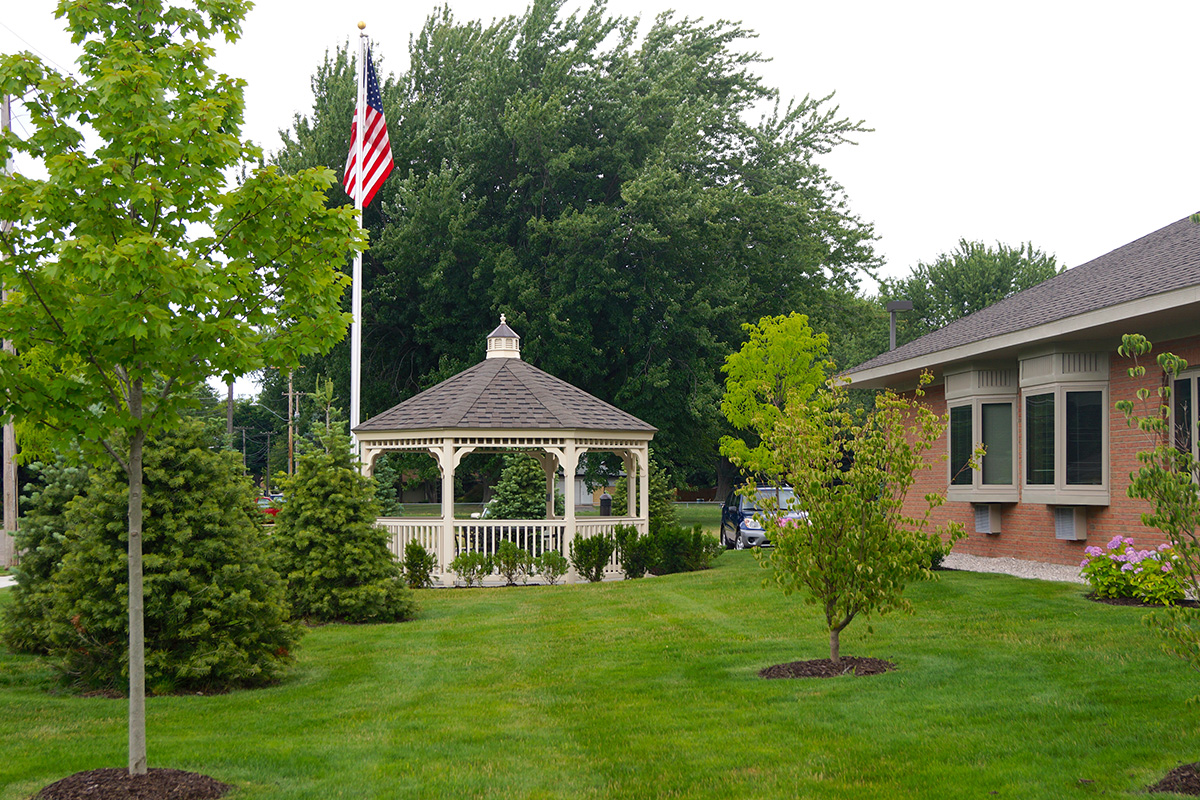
top-left (354, 316), bottom-right (656, 584)
top-left (486, 314), bottom-right (521, 359)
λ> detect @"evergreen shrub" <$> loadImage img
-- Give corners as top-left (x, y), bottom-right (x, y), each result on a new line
top-left (570, 532), bottom-right (614, 582)
top-left (273, 426), bottom-right (417, 623)
top-left (449, 551), bottom-right (494, 587)
top-left (494, 540), bottom-right (534, 585)
top-left (1, 457), bottom-right (89, 654)
top-left (647, 524), bottom-right (723, 574)
top-left (534, 551), bottom-right (569, 585)
top-left (403, 540), bottom-right (438, 589)
top-left (19, 419), bottom-right (300, 693)
top-left (614, 524), bottom-right (653, 579)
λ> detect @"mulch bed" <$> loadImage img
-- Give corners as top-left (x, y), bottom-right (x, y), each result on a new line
top-left (759, 656), bottom-right (895, 679)
top-left (1150, 763), bottom-right (1200, 795)
top-left (34, 768), bottom-right (232, 800)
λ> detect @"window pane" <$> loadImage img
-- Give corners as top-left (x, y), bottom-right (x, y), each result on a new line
top-left (1026, 393), bottom-right (1054, 485)
top-left (981, 403), bottom-right (1012, 485)
top-left (950, 405), bottom-right (973, 485)
top-left (1175, 378), bottom-right (1193, 455)
top-left (1066, 391), bottom-right (1103, 485)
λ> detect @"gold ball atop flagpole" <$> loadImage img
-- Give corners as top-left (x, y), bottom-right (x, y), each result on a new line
top-left (357, 21), bottom-right (366, 30)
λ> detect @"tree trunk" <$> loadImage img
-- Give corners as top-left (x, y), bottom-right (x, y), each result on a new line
top-left (127, 383), bottom-right (147, 776)
top-left (829, 628), bottom-right (840, 665)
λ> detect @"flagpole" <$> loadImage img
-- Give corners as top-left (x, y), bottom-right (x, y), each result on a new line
top-left (350, 23), bottom-right (367, 445)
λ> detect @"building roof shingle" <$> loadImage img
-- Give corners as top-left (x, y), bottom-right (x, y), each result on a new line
top-left (846, 215), bottom-right (1200, 377)
top-left (355, 357), bottom-right (656, 433)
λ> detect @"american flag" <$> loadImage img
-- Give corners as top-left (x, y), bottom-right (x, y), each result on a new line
top-left (343, 47), bottom-right (394, 208)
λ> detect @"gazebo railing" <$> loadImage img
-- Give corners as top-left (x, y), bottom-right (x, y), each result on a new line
top-left (377, 516), bottom-right (643, 582)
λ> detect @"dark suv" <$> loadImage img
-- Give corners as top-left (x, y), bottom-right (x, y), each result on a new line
top-left (719, 486), bottom-right (805, 549)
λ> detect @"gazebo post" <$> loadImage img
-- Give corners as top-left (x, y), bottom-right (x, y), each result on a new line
top-left (638, 446), bottom-right (650, 534)
top-left (561, 441), bottom-right (578, 572)
top-left (438, 441), bottom-right (455, 582)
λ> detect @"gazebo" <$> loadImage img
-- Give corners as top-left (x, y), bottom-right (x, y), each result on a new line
top-left (353, 317), bottom-right (656, 584)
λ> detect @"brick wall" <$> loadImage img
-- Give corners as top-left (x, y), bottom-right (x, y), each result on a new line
top-left (900, 334), bottom-right (1200, 566)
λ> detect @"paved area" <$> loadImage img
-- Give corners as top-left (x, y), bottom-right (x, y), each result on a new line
top-left (0, 574), bottom-right (15, 590)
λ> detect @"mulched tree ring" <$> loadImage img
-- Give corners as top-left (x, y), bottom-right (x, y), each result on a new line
top-left (1149, 763), bottom-right (1200, 795)
top-left (759, 656), bottom-right (896, 679)
top-left (35, 768), bottom-right (232, 800)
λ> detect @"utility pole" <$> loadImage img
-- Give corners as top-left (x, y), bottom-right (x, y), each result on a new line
top-left (2, 94), bottom-right (17, 567)
top-left (226, 379), bottom-right (234, 438)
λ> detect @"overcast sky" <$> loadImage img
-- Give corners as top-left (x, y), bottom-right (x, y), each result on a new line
top-left (4, 0), bottom-right (1196, 277)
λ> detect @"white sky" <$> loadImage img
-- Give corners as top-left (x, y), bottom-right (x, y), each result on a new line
top-left (3, 0), bottom-right (1198, 397)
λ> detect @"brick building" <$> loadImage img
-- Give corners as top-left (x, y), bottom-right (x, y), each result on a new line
top-left (843, 216), bottom-right (1200, 565)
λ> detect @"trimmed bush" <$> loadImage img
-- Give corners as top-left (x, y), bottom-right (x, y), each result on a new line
top-left (25, 419), bottom-right (300, 694)
top-left (570, 532), bottom-right (614, 583)
top-left (449, 551), bottom-right (494, 587)
top-left (534, 550), bottom-right (569, 585)
top-left (274, 425), bottom-right (417, 623)
top-left (647, 524), bottom-right (723, 575)
top-left (494, 540), bottom-right (534, 585)
top-left (615, 524), bottom-right (653, 579)
top-left (403, 541), bottom-right (438, 589)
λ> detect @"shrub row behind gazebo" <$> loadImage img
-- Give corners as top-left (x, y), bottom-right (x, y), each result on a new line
top-left (353, 317), bottom-right (655, 584)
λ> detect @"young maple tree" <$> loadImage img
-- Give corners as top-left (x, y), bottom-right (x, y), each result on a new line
top-left (0, 0), bottom-right (363, 775)
top-left (749, 373), bottom-right (963, 664)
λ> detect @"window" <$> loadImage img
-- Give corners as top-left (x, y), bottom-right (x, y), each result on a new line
top-left (1021, 385), bottom-right (1109, 504)
top-left (1018, 351), bottom-right (1110, 506)
top-left (1174, 372), bottom-right (1198, 459)
top-left (947, 400), bottom-right (1017, 499)
top-left (945, 365), bottom-right (1018, 502)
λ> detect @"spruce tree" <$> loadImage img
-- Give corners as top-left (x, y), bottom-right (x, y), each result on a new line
top-left (487, 454), bottom-right (549, 520)
top-left (37, 419), bottom-right (300, 694)
top-left (1, 456), bottom-right (90, 654)
top-left (273, 425), bottom-right (416, 623)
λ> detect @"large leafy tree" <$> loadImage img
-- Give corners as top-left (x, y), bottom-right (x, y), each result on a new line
top-left (880, 239), bottom-right (1060, 345)
top-left (271, 0), bottom-right (877, 482)
top-left (0, 0), bottom-right (363, 774)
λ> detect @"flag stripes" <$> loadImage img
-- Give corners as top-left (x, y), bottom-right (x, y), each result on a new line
top-left (343, 47), bottom-right (394, 208)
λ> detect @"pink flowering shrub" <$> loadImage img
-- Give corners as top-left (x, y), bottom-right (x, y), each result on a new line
top-left (1079, 536), bottom-right (1185, 606)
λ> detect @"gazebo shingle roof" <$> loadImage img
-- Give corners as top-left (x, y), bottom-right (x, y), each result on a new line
top-left (846, 215), bottom-right (1200, 376)
top-left (355, 357), bottom-right (656, 433)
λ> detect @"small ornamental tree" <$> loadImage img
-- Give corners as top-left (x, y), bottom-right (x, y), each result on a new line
top-left (488, 454), bottom-right (549, 520)
top-left (1, 456), bottom-right (90, 654)
top-left (273, 425), bottom-right (416, 623)
top-left (1115, 334), bottom-right (1200, 672)
top-left (748, 372), bottom-right (963, 664)
top-left (37, 418), bottom-right (300, 694)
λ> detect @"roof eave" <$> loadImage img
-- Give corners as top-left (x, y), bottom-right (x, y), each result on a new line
top-left (844, 284), bottom-right (1200, 389)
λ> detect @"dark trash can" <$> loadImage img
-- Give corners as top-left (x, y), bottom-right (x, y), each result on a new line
top-left (599, 492), bottom-right (612, 516)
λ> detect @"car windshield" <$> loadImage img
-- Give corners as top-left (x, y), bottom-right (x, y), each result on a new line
top-left (744, 487), bottom-right (796, 512)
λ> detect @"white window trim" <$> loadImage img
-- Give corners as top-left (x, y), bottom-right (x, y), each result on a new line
top-left (947, 395), bottom-right (1019, 503)
top-left (1021, 382), bottom-right (1110, 506)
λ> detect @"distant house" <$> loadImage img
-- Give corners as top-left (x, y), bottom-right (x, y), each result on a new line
top-left (842, 216), bottom-right (1200, 566)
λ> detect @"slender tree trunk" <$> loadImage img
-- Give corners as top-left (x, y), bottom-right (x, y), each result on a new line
top-left (127, 382), bottom-right (147, 776)
top-left (829, 628), bottom-right (840, 665)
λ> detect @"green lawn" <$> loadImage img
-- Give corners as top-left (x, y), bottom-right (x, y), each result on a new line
top-left (674, 502), bottom-right (721, 532)
top-left (1, 555), bottom-right (1196, 799)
